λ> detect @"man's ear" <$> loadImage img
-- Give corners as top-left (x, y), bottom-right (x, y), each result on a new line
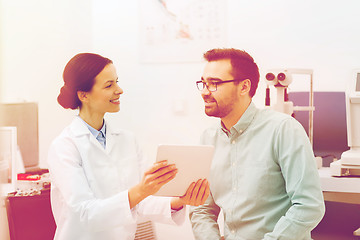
top-left (239, 79), bottom-right (251, 96)
top-left (77, 91), bottom-right (88, 103)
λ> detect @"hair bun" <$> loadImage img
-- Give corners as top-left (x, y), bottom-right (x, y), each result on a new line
top-left (57, 85), bottom-right (79, 109)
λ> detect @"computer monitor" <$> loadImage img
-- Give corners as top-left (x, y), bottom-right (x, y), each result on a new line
top-left (0, 102), bottom-right (39, 171)
top-left (288, 92), bottom-right (350, 166)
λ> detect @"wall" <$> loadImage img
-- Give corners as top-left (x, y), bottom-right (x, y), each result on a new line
top-left (0, 2), bottom-right (7, 239)
top-left (2, 0), bottom-right (360, 174)
top-left (91, 0), bottom-right (360, 160)
top-left (1, 0), bottom-right (360, 239)
top-left (0, 0), bottom-right (94, 168)
top-left (91, 0), bottom-right (218, 161)
top-left (0, 1), bottom-right (93, 239)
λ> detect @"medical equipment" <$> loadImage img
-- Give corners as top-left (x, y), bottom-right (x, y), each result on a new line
top-left (288, 92), bottom-right (349, 169)
top-left (330, 71), bottom-right (360, 176)
top-left (264, 69), bottom-right (315, 145)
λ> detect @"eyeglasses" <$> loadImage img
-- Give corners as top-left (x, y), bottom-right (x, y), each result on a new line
top-left (196, 79), bottom-right (244, 92)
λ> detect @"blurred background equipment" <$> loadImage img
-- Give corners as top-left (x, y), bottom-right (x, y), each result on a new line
top-left (330, 71), bottom-right (360, 176)
top-left (264, 69), bottom-right (315, 145)
top-left (0, 102), bottom-right (39, 172)
top-left (288, 92), bottom-right (349, 167)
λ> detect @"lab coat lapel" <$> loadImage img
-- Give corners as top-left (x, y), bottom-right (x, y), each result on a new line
top-left (105, 133), bottom-right (115, 155)
top-left (104, 119), bottom-right (121, 155)
top-left (90, 133), bottom-right (106, 152)
top-left (70, 117), bottom-right (108, 153)
top-left (70, 117), bottom-right (90, 137)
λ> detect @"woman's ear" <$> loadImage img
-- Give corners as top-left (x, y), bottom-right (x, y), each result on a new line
top-left (77, 91), bottom-right (88, 103)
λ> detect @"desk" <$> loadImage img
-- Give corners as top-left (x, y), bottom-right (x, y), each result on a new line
top-left (318, 167), bottom-right (360, 237)
top-left (319, 167), bottom-right (360, 204)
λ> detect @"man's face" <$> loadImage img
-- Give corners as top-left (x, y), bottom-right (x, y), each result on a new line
top-left (200, 59), bottom-right (241, 119)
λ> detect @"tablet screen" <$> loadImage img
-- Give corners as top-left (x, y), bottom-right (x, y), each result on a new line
top-left (153, 144), bottom-right (214, 197)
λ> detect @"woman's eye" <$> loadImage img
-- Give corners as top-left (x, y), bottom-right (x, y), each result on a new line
top-left (105, 84), bottom-right (112, 88)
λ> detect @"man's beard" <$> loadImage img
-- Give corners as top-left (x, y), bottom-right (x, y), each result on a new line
top-left (204, 100), bottom-right (232, 118)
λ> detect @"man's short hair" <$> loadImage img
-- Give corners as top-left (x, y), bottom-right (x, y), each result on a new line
top-left (203, 48), bottom-right (260, 97)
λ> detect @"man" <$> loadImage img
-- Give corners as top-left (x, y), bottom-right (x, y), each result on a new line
top-left (190, 48), bottom-right (325, 240)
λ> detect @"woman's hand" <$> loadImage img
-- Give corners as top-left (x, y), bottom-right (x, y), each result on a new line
top-left (171, 179), bottom-right (210, 210)
top-left (129, 160), bottom-right (178, 209)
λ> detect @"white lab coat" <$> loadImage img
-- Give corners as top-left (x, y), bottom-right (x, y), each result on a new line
top-left (47, 116), bottom-right (185, 240)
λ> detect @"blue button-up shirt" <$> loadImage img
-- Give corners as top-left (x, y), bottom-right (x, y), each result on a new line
top-left (79, 117), bottom-right (106, 149)
top-left (190, 102), bottom-right (325, 240)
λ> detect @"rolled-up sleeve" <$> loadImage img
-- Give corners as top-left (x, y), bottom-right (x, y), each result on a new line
top-left (189, 193), bottom-right (222, 240)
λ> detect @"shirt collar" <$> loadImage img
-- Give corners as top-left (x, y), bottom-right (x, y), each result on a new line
top-left (78, 116), bottom-right (106, 138)
top-left (221, 101), bottom-right (258, 137)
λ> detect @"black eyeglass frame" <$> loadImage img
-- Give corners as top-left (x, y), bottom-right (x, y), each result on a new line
top-left (196, 79), bottom-right (245, 92)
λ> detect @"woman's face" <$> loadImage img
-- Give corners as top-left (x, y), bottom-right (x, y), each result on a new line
top-left (82, 63), bottom-right (123, 115)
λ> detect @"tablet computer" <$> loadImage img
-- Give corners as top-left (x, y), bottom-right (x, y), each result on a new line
top-left (153, 144), bottom-right (214, 197)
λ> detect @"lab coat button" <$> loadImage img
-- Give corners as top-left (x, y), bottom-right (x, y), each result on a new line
top-left (231, 230), bottom-right (235, 234)
top-left (232, 140), bottom-right (236, 144)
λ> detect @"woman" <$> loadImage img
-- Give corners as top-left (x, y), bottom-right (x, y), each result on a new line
top-left (48, 53), bottom-right (210, 239)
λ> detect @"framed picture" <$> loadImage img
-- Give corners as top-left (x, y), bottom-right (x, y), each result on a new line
top-left (0, 126), bottom-right (17, 186)
top-left (139, 0), bottom-right (227, 63)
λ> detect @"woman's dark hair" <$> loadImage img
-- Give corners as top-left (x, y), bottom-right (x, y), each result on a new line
top-left (57, 53), bottom-right (113, 109)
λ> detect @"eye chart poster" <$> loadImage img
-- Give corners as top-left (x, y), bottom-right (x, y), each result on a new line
top-left (139, 0), bottom-right (227, 63)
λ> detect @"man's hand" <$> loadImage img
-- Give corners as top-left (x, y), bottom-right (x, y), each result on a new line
top-left (171, 179), bottom-right (210, 210)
